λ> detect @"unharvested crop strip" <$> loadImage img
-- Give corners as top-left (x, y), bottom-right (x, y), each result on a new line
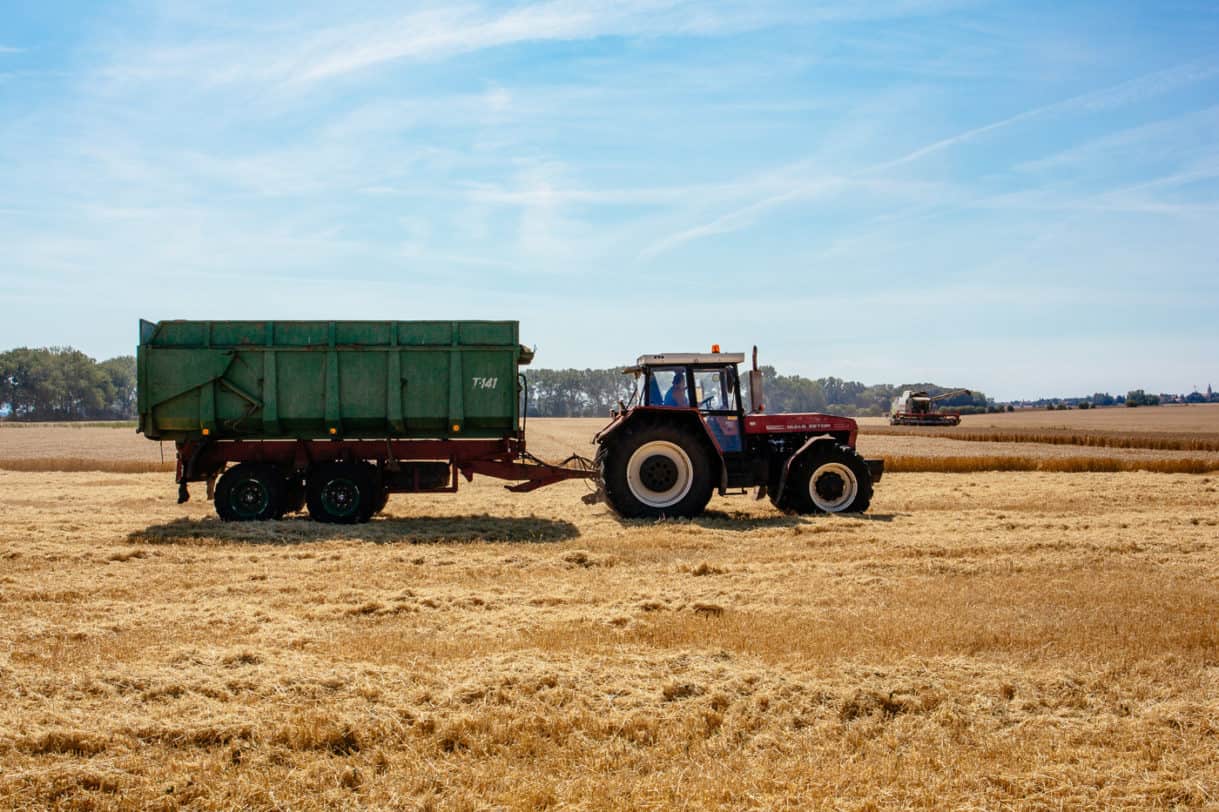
top-left (882, 455), bottom-right (1219, 474)
top-left (861, 426), bottom-right (1219, 452)
top-left (0, 458), bottom-right (174, 474)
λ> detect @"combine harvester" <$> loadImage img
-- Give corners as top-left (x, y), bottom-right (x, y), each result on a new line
top-left (137, 320), bottom-right (882, 521)
top-left (889, 389), bottom-right (972, 426)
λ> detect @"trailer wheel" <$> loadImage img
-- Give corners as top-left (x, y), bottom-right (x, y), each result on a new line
top-left (782, 445), bottom-right (873, 515)
top-left (600, 423), bottom-right (714, 519)
top-left (215, 463), bottom-right (285, 522)
top-left (307, 462), bottom-right (377, 524)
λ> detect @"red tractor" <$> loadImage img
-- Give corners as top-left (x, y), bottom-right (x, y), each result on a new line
top-left (593, 347), bottom-right (883, 518)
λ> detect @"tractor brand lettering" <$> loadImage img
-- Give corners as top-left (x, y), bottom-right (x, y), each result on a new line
top-left (765, 422), bottom-right (832, 431)
top-left (472, 377), bottom-right (499, 389)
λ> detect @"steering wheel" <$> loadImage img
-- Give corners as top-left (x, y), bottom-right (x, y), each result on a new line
top-left (698, 394), bottom-right (718, 410)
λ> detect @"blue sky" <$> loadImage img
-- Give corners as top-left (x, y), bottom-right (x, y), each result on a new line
top-left (1, 0), bottom-right (1217, 399)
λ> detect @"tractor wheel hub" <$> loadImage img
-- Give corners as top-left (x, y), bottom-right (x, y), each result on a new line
top-left (639, 454), bottom-right (679, 492)
top-left (814, 471), bottom-right (845, 501)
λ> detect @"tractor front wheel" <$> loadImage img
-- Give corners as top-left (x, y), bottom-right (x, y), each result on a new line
top-left (778, 445), bottom-right (873, 515)
top-left (600, 423), bottom-right (714, 519)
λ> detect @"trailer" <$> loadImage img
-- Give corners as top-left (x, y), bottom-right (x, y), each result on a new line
top-left (137, 319), bottom-right (592, 522)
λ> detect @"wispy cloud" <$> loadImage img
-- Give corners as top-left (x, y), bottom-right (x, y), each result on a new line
top-left (639, 59), bottom-right (1219, 258)
top-left (98, 0), bottom-right (971, 90)
top-left (1015, 105), bottom-right (1219, 174)
top-left (0, 46), bottom-right (24, 54)
top-left (639, 184), bottom-right (829, 259)
top-left (872, 59), bottom-right (1219, 171)
top-left (101, 1), bottom-right (793, 88)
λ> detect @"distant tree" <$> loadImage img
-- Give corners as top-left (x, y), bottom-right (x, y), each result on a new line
top-left (1125, 389), bottom-right (1160, 407)
top-left (820, 376), bottom-right (865, 410)
top-left (742, 366), bottom-right (828, 414)
top-left (99, 356), bottom-right (137, 418)
top-left (0, 347), bottom-right (136, 420)
top-left (523, 368), bottom-right (636, 417)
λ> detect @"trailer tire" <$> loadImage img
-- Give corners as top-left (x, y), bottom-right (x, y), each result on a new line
top-left (782, 445), bottom-right (872, 515)
top-left (600, 423), bottom-right (714, 519)
top-left (307, 462), bottom-right (378, 524)
top-left (215, 463), bottom-right (285, 522)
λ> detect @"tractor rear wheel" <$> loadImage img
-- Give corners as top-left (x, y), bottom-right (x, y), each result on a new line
top-left (215, 463), bottom-right (285, 522)
top-left (600, 423), bottom-right (714, 519)
top-left (779, 445), bottom-right (873, 515)
top-left (306, 462), bottom-right (378, 524)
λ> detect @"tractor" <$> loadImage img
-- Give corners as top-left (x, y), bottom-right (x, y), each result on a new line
top-left (592, 347), bottom-right (883, 518)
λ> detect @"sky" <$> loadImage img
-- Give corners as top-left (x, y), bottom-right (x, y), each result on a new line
top-left (1, 0), bottom-right (1217, 400)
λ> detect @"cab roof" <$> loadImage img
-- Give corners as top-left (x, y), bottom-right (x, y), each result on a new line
top-left (634, 352), bottom-right (745, 367)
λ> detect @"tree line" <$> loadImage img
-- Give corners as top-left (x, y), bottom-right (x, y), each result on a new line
top-left (0, 348), bottom-right (136, 420)
top-left (524, 366), bottom-right (989, 418)
top-left (0, 346), bottom-right (987, 422)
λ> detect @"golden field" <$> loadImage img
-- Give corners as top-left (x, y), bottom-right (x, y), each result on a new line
top-left (1, 417), bottom-right (1218, 809)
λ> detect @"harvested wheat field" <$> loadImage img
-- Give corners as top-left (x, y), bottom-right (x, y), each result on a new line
top-left (963, 403), bottom-right (1219, 434)
top-left (855, 406), bottom-right (1219, 475)
top-left (1, 421), bottom-right (1218, 809)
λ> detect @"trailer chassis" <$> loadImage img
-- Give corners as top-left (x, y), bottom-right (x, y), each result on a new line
top-left (176, 436), bottom-right (594, 505)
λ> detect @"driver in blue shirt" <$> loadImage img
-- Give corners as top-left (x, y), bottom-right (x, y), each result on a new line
top-left (663, 372), bottom-right (689, 407)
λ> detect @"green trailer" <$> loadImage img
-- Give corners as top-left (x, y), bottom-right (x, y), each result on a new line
top-left (137, 319), bottom-right (590, 523)
top-left (138, 319), bottom-right (534, 442)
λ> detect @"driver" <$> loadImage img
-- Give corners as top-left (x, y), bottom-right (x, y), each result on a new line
top-left (664, 372), bottom-right (689, 407)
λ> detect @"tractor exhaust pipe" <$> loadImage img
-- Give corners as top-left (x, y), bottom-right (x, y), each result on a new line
top-left (750, 345), bottom-right (764, 413)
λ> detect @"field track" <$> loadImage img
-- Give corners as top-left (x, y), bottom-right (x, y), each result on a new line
top-left (0, 419), bottom-right (1217, 808)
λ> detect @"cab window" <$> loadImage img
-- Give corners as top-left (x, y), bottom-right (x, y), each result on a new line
top-left (646, 367), bottom-right (689, 407)
top-left (693, 368), bottom-right (736, 412)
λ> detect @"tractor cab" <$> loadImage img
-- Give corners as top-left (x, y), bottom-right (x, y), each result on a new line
top-left (628, 350), bottom-right (746, 453)
top-left (907, 392), bottom-right (934, 415)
